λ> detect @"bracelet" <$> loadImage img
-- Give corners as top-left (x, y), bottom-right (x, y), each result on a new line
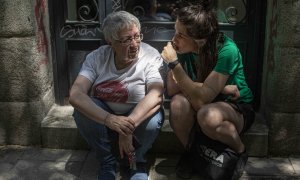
top-left (168, 59), bottom-right (179, 69)
top-left (104, 113), bottom-right (111, 126)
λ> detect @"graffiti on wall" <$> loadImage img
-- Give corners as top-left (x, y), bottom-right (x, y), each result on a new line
top-left (112, 0), bottom-right (122, 12)
top-left (35, 0), bottom-right (48, 70)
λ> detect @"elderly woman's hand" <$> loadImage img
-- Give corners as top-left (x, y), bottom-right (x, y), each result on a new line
top-left (119, 134), bottom-right (134, 159)
top-left (161, 42), bottom-right (178, 63)
top-left (105, 114), bottom-right (135, 136)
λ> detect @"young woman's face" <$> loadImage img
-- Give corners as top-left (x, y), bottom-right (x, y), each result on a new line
top-left (172, 20), bottom-right (198, 54)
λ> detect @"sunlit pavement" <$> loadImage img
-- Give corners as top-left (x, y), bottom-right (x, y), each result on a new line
top-left (0, 145), bottom-right (299, 180)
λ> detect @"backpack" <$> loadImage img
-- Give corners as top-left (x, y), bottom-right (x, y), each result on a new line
top-left (189, 127), bottom-right (240, 180)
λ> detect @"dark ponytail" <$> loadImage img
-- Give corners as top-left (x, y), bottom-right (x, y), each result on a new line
top-left (182, 0), bottom-right (214, 10)
top-left (199, 0), bottom-right (214, 11)
top-left (177, 1), bottom-right (219, 82)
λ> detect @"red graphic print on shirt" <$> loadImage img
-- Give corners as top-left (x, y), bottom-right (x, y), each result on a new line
top-left (93, 81), bottom-right (129, 103)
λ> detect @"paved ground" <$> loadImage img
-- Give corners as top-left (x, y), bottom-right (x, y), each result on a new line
top-left (0, 145), bottom-right (299, 180)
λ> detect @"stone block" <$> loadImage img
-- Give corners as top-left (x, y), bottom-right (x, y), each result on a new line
top-left (0, 145), bottom-right (26, 163)
top-left (0, 0), bottom-right (35, 36)
top-left (246, 157), bottom-right (295, 176)
top-left (0, 160), bottom-right (78, 180)
top-left (290, 157), bottom-right (300, 175)
top-left (0, 101), bottom-right (47, 145)
top-left (41, 105), bottom-right (88, 150)
top-left (265, 47), bottom-right (300, 112)
top-left (0, 37), bottom-right (52, 102)
top-left (79, 152), bottom-right (99, 180)
top-left (267, 112), bottom-right (300, 156)
top-left (277, 0), bottom-right (300, 46)
top-left (21, 148), bottom-right (87, 162)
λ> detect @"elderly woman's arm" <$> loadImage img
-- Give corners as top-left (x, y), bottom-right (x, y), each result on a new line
top-left (128, 82), bottom-right (164, 126)
top-left (69, 75), bottom-right (109, 124)
top-left (69, 75), bottom-right (135, 136)
top-left (118, 82), bottom-right (163, 158)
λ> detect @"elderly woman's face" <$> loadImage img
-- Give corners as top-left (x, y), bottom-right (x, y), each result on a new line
top-left (112, 24), bottom-right (141, 61)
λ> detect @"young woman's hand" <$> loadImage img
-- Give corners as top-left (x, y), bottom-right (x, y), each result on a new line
top-left (161, 42), bottom-right (178, 63)
top-left (222, 85), bottom-right (240, 101)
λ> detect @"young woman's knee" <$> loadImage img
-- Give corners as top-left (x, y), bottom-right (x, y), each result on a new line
top-left (197, 105), bottom-right (222, 131)
top-left (170, 94), bottom-right (191, 111)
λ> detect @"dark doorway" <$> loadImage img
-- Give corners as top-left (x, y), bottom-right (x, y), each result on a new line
top-left (49, 0), bottom-right (265, 109)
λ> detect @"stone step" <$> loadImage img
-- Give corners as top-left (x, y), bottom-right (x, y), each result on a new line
top-left (151, 110), bottom-right (268, 157)
top-left (41, 104), bottom-right (268, 156)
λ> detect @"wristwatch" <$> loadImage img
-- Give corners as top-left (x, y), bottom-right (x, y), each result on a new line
top-left (168, 59), bottom-right (179, 69)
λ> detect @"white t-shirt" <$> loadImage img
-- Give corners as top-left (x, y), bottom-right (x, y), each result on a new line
top-left (79, 42), bottom-right (163, 114)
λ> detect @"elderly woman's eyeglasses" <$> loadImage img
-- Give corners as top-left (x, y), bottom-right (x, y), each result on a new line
top-left (115, 33), bottom-right (143, 46)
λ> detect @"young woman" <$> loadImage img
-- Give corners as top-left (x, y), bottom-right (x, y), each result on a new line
top-left (161, 1), bottom-right (254, 179)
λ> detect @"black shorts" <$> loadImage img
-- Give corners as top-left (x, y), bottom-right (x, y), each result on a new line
top-left (226, 101), bottom-right (255, 134)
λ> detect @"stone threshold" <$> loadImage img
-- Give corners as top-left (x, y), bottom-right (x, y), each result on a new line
top-left (41, 104), bottom-right (269, 156)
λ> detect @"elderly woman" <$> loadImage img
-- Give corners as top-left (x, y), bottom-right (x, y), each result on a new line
top-left (69, 11), bottom-right (164, 180)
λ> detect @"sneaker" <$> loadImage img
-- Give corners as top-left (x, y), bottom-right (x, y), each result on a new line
top-left (119, 161), bottom-right (130, 180)
top-left (130, 162), bottom-right (148, 180)
top-left (176, 151), bottom-right (194, 179)
top-left (231, 150), bottom-right (248, 180)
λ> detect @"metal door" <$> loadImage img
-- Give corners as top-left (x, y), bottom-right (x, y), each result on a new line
top-left (49, 0), bottom-right (265, 109)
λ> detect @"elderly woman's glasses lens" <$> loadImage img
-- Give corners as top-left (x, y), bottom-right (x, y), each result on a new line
top-left (115, 34), bottom-right (143, 46)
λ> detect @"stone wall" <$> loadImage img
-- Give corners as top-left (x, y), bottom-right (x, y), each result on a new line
top-left (0, 0), bottom-right (54, 145)
top-left (261, 0), bottom-right (300, 156)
